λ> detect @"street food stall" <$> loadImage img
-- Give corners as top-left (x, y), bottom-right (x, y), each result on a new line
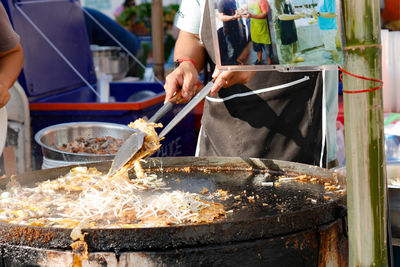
top-left (0, 0), bottom-right (395, 266)
top-left (0, 157), bottom-right (348, 266)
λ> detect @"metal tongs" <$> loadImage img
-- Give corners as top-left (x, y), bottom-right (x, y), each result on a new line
top-left (108, 81), bottom-right (214, 176)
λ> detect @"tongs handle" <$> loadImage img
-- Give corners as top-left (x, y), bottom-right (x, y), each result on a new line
top-left (148, 89), bottom-right (185, 123)
top-left (149, 80), bottom-right (203, 123)
top-left (158, 81), bottom-right (213, 139)
top-left (148, 101), bottom-right (174, 123)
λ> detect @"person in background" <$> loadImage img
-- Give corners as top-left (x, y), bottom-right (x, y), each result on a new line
top-left (0, 3), bottom-right (23, 109)
top-left (244, 0), bottom-right (273, 65)
top-left (165, 0), bottom-right (339, 168)
top-left (271, 0), bottom-right (305, 64)
top-left (313, 0), bottom-right (339, 63)
top-left (216, 0), bottom-right (247, 65)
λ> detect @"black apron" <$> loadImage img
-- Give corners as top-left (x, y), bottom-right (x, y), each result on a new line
top-left (198, 1), bottom-right (325, 167)
top-left (279, 3), bottom-right (298, 45)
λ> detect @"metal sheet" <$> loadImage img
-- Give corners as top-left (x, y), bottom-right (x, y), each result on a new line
top-left (0, 157), bottom-right (346, 252)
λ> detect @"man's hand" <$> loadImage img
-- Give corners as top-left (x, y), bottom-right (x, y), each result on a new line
top-left (164, 61), bottom-right (200, 104)
top-left (210, 68), bottom-right (256, 96)
top-left (164, 30), bottom-right (205, 104)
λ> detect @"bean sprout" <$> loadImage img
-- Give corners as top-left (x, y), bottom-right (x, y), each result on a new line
top-left (0, 167), bottom-right (225, 228)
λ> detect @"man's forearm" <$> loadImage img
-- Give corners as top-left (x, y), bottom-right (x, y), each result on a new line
top-left (278, 14), bottom-right (303, 21)
top-left (249, 13), bottom-right (267, 19)
top-left (0, 43), bottom-right (23, 89)
top-left (173, 30), bottom-right (206, 73)
top-left (217, 13), bottom-right (238, 22)
top-left (319, 12), bottom-right (336, 19)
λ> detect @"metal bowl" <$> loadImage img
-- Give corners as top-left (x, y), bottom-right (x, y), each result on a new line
top-left (34, 122), bottom-right (135, 162)
top-left (91, 45), bottom-right (129, 81)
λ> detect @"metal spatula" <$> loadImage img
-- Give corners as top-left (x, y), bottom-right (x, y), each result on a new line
top-left (108, 81), bottom-right (214, 177)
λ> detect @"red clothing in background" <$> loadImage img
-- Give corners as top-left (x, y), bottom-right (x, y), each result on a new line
top-left (381, 0), bottom-right (400, 23)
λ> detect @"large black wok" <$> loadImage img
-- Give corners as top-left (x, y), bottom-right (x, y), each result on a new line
top-left (0, 157), bottom-right (346, 254)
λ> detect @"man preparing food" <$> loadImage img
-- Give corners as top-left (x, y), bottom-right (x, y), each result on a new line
top-left (164, 0), bottom-right (338, 167)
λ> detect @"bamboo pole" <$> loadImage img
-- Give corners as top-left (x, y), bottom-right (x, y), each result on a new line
top-left (151, 0), bottom-right (165, 81)
top-left (342, 0), bottom-right (388, 266)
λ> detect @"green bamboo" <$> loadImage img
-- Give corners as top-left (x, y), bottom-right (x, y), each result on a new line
top-left (342, 0), bottom-right (387, 266)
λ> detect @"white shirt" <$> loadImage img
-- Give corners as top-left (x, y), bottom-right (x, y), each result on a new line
top-left (175, 0), bottom-right (205, 36)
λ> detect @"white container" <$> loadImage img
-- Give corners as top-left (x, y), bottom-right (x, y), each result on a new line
top-left (0, 107), bottom-right (7, 156)
top-left (382, 30), bottom-right (400, 113)
top-left (96, 70), bottom-right (112, 103)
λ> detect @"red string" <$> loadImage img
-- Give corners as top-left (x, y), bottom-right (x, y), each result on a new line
top-left (177, 58), bottom-right (197, 70)
top-left (339, 67), bottom-right (383, 94)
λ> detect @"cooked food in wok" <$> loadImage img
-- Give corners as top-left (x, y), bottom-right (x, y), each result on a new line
top-left (56, 136), bottom-right (124, 154)
top-left (0, 118), bottom-right (346, 234)
top-left (0, 119), bottom-right (226, 229)
top-left (0, 166), bottom-right (226, 228)
top-left (107, 118), bottom-right (165, 179)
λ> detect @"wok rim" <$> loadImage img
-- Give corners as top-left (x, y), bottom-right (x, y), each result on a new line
top-left (0, 157), bottom-right (347, 251)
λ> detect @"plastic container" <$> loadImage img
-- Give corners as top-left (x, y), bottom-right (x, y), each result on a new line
top-left (96, 70), bottom-right (113, 102)
top-left (386, 134), bottom-right (400, 161)
top-left (385, 114), bottom-right (400, 161)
